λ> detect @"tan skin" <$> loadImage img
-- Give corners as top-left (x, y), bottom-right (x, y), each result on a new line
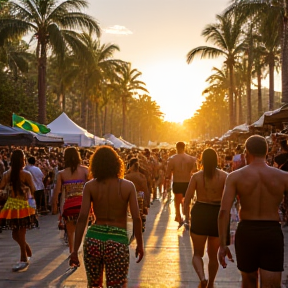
top-left (70, 178), bottom-right (144, 271)
top-left (125, 164), bottom-right (150, 212)
top-left (184, 168), bottom-right (229, 288)
top-left (218, 150), bottom-right (288, 288)
top-left (52, 164), bottom-right (88, 253)
top-left (0, 168), bottom-right (35, 263)
top-left (166, 148), bottom-right (197, 223)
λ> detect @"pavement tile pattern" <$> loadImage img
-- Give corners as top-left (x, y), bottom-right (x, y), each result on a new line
top-left (0, 197), bottom-right (287, 288)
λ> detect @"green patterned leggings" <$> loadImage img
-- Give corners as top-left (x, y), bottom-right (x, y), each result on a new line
top-left (83, 224), bottom-right (129, 288)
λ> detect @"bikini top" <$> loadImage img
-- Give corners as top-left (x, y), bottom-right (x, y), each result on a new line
top-left (62, 179), bottom-right (85, 199)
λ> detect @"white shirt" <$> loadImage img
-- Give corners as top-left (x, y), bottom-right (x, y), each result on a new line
top-left (25, 164), bottom-right (44, 190)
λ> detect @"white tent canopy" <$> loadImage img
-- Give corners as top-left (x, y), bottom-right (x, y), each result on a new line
top-left (250, 111), bottom-right (273, 128)
top-left (232, 123), bottom-right (250, 133)
top-left (119, 136), bottom-right (136, 148)
top-left (103, 134), bottom-right (133, 149)
top-left (94, 136), bottom-right (114, 146)
top-left (47, 112), bottom-right (94, 147)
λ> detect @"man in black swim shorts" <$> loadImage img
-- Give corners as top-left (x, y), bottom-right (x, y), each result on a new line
top-left (218, 135), bottom-right (288, 288)
top-left (165, 142), bottom-right (196, 228)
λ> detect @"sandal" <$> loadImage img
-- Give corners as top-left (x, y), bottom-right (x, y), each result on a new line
top-left (177, 220), bottom-right (184, 230)
top-left (12, 262), bottom-right (29, 272)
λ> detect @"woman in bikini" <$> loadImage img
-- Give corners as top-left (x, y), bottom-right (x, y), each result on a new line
top-left (184, 148), bottom-right (232, 288)
top-left (0, 149), bottom-right (37, 272)
top-left (69, 146), bottom-right (144, 288)
top-left (52, 147), bottom-right (89, 253)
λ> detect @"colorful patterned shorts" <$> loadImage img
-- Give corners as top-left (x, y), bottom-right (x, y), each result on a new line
top-left (83, 224), bottom-right (129, 288)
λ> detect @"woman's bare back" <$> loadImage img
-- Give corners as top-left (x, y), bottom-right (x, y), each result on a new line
top-left (194, 169), bottom-right (228, 203)
top-left (87, 178), bottom-right (135, 229)
top-left (59, 165), bottom-right (88, 182)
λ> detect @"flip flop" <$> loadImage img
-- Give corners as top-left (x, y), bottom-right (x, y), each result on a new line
top-left (177, 220), bottom-right (184, 230)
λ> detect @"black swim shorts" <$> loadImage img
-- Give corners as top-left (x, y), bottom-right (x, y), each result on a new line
top-left (172, 182), bottom-right (189, 197)
top-left (235, 220), bottom-right (284, 273)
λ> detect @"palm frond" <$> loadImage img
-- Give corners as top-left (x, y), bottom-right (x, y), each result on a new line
top-left (186, 46), bottom-right (226, 63)
top-left (55, 13), bottom-right (101, 37)
top-left (47, 23), bottom-right (66, 59)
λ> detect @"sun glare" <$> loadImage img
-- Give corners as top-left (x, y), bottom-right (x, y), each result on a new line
top-left (140, 60), bottom-right (214, 123)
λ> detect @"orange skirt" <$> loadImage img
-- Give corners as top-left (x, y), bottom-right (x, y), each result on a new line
top-left (0, 197), bottom-right (38, 229)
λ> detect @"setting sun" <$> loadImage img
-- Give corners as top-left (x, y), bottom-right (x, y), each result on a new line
top-left (140, 59), bottom-right (222, 123)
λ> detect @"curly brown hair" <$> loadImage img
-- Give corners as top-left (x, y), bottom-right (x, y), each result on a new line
top-left (89, 146), bottom-right (124, 181)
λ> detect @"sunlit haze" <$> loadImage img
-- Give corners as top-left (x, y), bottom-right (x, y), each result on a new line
top-left (86, 0), bottom-right (230, 123)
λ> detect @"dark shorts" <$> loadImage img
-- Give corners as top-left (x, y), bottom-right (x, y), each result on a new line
top-left (190, 202), bottom-right (220, 237)
top-left (235, 220), bottom-right (284, 273)
top-left (172, 182), bottom-right (189, 197)
top-left (190, 202), bottom-right (230, 244)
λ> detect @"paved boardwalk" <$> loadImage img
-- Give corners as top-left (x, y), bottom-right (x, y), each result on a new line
top-left (0, 197), bottom-right (288, 288)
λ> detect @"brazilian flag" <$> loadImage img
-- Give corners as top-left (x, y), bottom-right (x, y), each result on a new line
top-left (12, 113), bottom-right (51, 134)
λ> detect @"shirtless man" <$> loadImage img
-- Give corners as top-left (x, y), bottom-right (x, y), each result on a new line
top-left (125, 158), bottom-right (150, 213)
top-left (166, 142), bottom-right (197, 227)
top-left (218, 135), bottom-right (288, 288)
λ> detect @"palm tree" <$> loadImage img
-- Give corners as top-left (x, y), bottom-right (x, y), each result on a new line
top-left (225, 0), bottom-right (288, 104)
top-left (0, 0), bottom-right (100, 123)
top-left (259, 12), bottom-right (281, 111)
top-left (74, 33), bottom-right (121, 133)
top-left (252, 41), bottom-right (266, 117)
top-left (187, 12), bottom-right (246, 128)
top-left (116, 63), bottom-right (148, 139)
top-left (129, 94), bottom-right (163, 145)
top-left (0, 39), bottom-right (34, 80)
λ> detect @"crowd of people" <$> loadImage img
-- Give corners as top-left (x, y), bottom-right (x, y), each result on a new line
top-left (0, 133), bottom-right (287, 287)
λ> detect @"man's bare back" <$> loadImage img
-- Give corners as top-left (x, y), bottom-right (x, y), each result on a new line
top-left (167, 153), bottom-right (196, 182)
top-left (231, 163), bottom-right (288, 221)
top-left (218, 135), bottom-right (288, 288)
top-left (125, 171), bottom-right (149, 207)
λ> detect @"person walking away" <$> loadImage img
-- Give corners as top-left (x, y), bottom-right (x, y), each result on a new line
top-left (69, 146), bottom-right (144, 288)
top-left (273, 139), bottom-right (288, 226)
top-left (184, 148), bottom-right (231, 288)
top-left (0, 149), bottom-right (38, 272)
top-left (218, 135), bottom-right (288, 288)
top-left (125, 158), bottom-right (150, 231)
top-left (24, 157), bottom-right (45, 214)
top-left (52, 147), bottom-right (89, 253)
top-left (166, 142), bottom-right (197, 228)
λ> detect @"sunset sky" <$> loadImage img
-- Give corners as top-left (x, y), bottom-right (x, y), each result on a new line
top-left (86, 0), bottom-right (232, 122)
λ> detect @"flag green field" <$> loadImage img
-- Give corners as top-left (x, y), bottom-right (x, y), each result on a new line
top-left (12, 113), bottom-right (51, 134)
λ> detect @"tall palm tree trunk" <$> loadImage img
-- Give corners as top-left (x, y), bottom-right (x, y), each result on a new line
top-left (122, 96), bottom-right (127, 138)
top-left (38, 43), bottom-right (47, 124)
top-left (95, 101), bottom-right (101, 136)
top-left (257, 71), bottom-right (262, 116)
top-left (103, 105), bottom-right (108, 135)
top-left (246, 57), bottom-right (252, 125)
top-left (269, 59), bottom-right (275, 111)
top-left (228, 65), bottom-right (235, 128)
top-left (81, 76), bottom-right (88, 128)
top-left (110, 106), bottom-right (114, 134)
top-left (234, 89), bottom-right (237, 125)
top-left (60, 82), bottom-right (66, 111)
top-left (282, 6), bottom-right (288, 103)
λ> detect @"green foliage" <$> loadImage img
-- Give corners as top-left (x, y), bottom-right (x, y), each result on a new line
top-left (0, 71), bottom-right (38, 125)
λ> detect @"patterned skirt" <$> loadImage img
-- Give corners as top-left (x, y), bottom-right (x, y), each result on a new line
top-left (0, 197), bottom-right (38, 229)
